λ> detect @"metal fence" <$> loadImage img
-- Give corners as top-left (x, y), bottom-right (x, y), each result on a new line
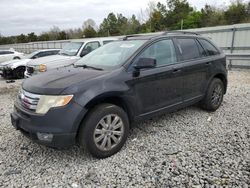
top-left (0, 23), bottom-right (250, 68)
top-left (0, 40), bottom-right (70, 54)
top-left (186, 23), bottom-right (250, 69)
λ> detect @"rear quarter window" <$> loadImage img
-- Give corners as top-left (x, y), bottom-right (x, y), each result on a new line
top-left (198, 39), bottom-right (220, 56)
top-left (176, 38), bottom-right (200, 61)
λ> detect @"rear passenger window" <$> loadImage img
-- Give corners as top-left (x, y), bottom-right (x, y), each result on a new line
top-left (177, 38), bottom-right (200, 61)
top-left (198, 39), bottom-right (220, 56)
top-left (138, 39), bottom-right (177, 67)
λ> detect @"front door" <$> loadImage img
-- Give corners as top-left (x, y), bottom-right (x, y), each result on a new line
top-left (128, 39), bottom-right (182, 116)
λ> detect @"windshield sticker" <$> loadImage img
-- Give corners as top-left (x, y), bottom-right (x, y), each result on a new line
top-left (120, 44), bottom-right (135, 48)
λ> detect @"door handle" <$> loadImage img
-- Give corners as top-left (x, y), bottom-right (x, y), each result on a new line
top-left (206, 62), bottom-right (211, 66)
top-left (173, 69), bottom-right (181, 73)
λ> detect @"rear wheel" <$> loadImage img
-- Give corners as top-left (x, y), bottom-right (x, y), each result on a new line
top-left (78, 103), bottom-right (129, 158)
top-left (201, 78), bottom-right (224, 111)
top-left (14, 67), bottom-right (25, 79)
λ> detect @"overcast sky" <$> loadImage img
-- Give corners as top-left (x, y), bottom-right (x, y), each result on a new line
top-left (0, 0), bottom-right (231, 36)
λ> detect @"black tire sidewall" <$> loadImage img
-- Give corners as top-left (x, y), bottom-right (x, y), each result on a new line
top-left (14, 67), bottom-right (25, 79)
top-left (204, 78), bottom-right (224, 111)
top-left (78, 103), bottom-right (129, 158)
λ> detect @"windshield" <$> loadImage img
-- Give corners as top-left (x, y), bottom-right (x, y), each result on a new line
top-left (74, 40), bottom-right (146, 70)
top-left (26, 51), bottom-right (39, 59)
top-left (59, 42), bottom-right (83, 56)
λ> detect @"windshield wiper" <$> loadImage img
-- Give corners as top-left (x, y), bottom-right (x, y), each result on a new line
top-left (74, 64), bottom-right (103, 71)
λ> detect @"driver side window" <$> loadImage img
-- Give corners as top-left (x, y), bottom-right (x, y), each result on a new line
top-left (84, 41), bottom-right (100, 52)
top-left (138, 39), bottom-right (177, 67)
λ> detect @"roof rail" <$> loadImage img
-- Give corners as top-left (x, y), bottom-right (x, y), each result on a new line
top-left (122, 34), bottom-right (156, 40)
top-left (162, 31), bottom-right (200, 36)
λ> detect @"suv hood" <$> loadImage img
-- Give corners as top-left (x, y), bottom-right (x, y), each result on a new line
top-left (0, 59), bottom-right (21, 66)
top-left (22, 66), bottom-right (108, 95)
top-left (27, 54), bottom-right (80, 66)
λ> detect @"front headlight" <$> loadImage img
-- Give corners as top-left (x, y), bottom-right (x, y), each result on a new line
top-left (36, 95), bottom-right (73, 114)
top-left (39, 64), bottom-right (47, 72)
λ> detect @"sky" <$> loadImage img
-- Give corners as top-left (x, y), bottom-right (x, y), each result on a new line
top-left (0, 0), bottom-right (231, 36)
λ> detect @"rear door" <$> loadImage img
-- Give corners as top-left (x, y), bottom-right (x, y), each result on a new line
top-left (173, 37), bottom-right (209, 102)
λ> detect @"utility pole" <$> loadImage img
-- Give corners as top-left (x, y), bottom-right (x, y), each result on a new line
top-left (181, 19), bottom-right (183, 30)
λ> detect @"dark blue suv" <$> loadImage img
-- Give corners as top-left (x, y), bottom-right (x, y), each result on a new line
top-left (11, 32), bottom-right (227, 158)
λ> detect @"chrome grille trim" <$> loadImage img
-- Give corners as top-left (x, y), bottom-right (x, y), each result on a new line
top-left (19, 89), bottom-right (41, 111)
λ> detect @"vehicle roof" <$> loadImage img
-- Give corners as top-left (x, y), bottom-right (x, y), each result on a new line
top-left (36, 49), bottom-right (60, 52)
top-left (70, 37), bottom-right (119, 43)
top-left (0, 49), bottom-right (16, 52)
top-left (122, 31), bottom-right (207, 41)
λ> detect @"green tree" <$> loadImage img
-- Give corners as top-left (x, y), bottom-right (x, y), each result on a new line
top-left (224, 0), bottom-right (250, 24)
top-left (57, 31), bottom-right (67, 40)
top-left (179, 11), bottom-right (202, 29)
top-left (16, 34), bottom-right (27, 43)
top-left (27, 32), bottom-right (38, 42)
top-left (38, 33), bottom-right (50, 41)
top-left (83, 26), bottom-right (97, 38)
top-left (127, 15), bottom-right (141, 34)
top-left (99, 13), bottom-right (119, 36)
top-left (200, 5), bottom-right (226, 27)
top-left (165, 0), bottom-right (193, 29)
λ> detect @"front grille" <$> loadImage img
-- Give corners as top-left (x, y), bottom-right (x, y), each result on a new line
top-left (18, 89), bottom-right (41, 111)
top-left (27, 66), bottom-right (34, 74)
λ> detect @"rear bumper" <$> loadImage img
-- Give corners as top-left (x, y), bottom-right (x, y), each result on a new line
top-left (11, 100), bottom-right (87, 148)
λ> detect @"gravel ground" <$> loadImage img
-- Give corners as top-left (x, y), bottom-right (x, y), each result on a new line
top-left (0, 70), bottom-right (249, 188)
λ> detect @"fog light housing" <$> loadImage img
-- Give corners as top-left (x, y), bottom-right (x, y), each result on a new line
top-left (37, 132), bottom-right (53, 142)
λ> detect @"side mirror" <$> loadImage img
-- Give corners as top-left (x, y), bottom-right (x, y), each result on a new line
top-left (32, 55), bottom-right (38, 59)
top-left (80, 49), bottom-right (89, 57)
top-left (133, 58), bottom-right (156, 77)
top-left (80, 46), bottom-right (92, 57)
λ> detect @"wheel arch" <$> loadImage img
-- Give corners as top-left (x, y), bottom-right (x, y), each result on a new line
top-left (13, 56), bottom-right (20, 60)
top-left (213, 73), bottom-right (227, 94)
top-left (84, 93), bottom-right (134, 124)
top-left (75, 93), bottom-right (134, 142)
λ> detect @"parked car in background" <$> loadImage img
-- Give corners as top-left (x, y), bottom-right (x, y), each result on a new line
top-left (25, 37), bottom-right (118, 78)
top-left (0, 49), bottom-right (60, 79)
top-left (0, 49), bottom-right (24, 63)
top-left (11, 32), bottom-right (227, 158)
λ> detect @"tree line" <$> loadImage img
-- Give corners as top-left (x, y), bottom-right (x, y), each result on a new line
top-left (1, 0), bottom-right (250, 45)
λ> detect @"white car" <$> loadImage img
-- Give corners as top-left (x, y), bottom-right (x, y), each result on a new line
top-left (0, 49), bottom-right (60, 79)
top-left (0, 49), bottom-right (24, 63)
top-left (25, 37), bottom-right (118, 78)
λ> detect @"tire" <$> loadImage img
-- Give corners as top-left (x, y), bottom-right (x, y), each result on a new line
top-left (14, 67), bottom-right (25, 79)
top-left (201, 78), bottom-right (224, 111)
top-left (78, 103), bottom-right (129, 158)
top-left (13, 57), bottom-right (20, 60)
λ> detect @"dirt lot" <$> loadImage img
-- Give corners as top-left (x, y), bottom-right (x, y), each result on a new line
top-left (0, 70), bottom-right (249, 187)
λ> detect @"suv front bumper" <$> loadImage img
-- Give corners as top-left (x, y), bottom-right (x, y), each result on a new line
top-left (10, 100), bottom-right (86, 148)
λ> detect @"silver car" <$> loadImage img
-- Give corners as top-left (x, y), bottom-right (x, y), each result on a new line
top-left (25, 37), bottom-right (118, 78)
top-left (0, 49), bottom-right (59, 79)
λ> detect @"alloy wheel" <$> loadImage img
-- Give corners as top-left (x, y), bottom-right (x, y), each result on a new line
top-left (93, 114), bottom-right (124, 151)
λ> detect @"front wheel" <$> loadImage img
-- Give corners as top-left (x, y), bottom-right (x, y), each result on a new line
top-left (201, 78), bottom-right (224, 111)
top-left (14, 67), bottom-right (25, 79)
top-left (78, 103), bottom-right (129, 158)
